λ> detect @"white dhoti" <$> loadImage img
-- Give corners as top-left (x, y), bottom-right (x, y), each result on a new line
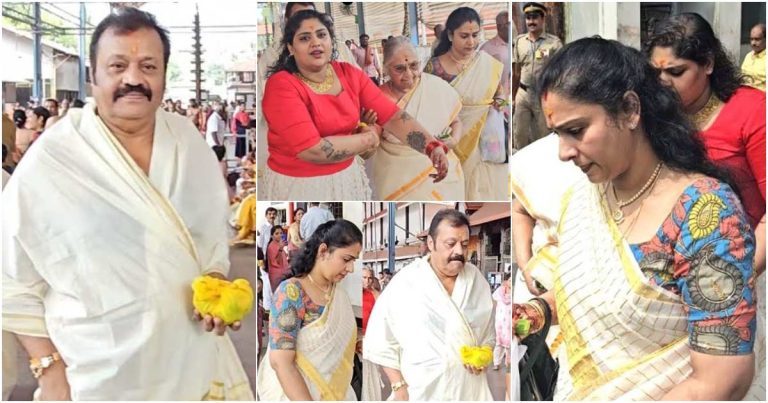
top-left (364, 257), bottom-right (495, 400)
top-left (2, 105), bottom-right (252, 400)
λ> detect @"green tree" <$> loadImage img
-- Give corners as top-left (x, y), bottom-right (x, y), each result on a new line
top-left (3, 3), bottom-right (77, 50)
top-left (205, 63), bottom-right (226, 86)
top-left (167, 60), bottom-right (182, 83)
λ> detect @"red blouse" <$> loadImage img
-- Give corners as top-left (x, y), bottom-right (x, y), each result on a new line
top-left (262, 61), bottom-right (400, 177)
top-left (701, 87), bottom-right (766, 227)
top-left (267, 240), bottom-right (289, 293)
top-left (362, 288), bottom-right (376, 335)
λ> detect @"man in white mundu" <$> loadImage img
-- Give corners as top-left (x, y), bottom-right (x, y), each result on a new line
top-left (364, 209), bottom-right (495, 400)
top-left (1, 8), bottom-right (252, 400)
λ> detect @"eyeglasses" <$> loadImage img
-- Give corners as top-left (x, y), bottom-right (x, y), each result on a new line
top-left (389, 62), bottom-right (421, 74)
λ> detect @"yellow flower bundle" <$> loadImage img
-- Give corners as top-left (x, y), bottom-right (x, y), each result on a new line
top-left (191, 276), bottom-right (254, 325)
top-left (459, 345), bottom-right (493, 368)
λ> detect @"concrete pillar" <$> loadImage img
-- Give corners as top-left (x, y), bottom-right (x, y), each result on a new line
top-left (33, 3), bottom-right (43, 101)
top-left (713, 2), bottom-right (742, 60)
top-left (565, 2), bottom-right (641, 48)
top-left (408, 2), bottom-right (419, 45)
top-left (617, 2), bottom-right (641, 49)
top-left (356, 2), bottom-right (366, 37)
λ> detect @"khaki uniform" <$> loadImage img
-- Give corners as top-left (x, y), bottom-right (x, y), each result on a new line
top-left (513, 33), bottom-right (562, 149)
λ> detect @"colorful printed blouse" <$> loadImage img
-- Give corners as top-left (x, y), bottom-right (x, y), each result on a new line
top-left (268, 278), bottom-right (325, 350)
top-left (630, 177), bottom-right (757, 355)
top-left (424, 57), bottom-right (458, 82)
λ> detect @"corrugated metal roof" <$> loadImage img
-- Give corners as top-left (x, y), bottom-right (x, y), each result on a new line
top-left (329, 2), bottom-right (507, 46)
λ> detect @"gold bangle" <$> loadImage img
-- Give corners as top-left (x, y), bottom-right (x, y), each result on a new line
top-left (526, 300), bottom-right (546, 333)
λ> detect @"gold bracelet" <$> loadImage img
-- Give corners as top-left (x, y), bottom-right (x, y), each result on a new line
top-left (526, 300), bottom-right (546, 334)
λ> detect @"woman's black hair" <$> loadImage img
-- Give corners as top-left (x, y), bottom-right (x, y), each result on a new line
top-left (267, 9), bottom-right (338, 77)
top-left (12, 110), bottom-right (26, 129)
top-left (269, 225), bottom-right (283, 238)
top-left (536, 37), bottom-right (733, 188)
top-left (287, 219), bottom-right (362, 280)
top-left (644, 12), bottom-right (744, 102)
top-left (284, 2), bottom-right (315, 20)
top-left (31, 107), bottom-right (51, 128)
top-left (294, 207), bottom-right (305, 219)
top-left (433, 7), bottom-right (481, 58)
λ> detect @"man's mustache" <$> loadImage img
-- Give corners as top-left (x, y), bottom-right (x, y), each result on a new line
top-left (448, 254), bottom-right (466, 264)
top-left (114, 84), bottom-right (152, 102)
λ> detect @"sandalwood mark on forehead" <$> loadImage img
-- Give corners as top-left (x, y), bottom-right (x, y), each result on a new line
top-left (652, 57), bottom-right (668, 69)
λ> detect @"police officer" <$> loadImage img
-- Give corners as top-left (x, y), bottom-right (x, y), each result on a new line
top-left (512, 2), bottom-right (563, 150)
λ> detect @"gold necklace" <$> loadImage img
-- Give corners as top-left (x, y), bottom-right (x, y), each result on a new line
top-left (296, 66), bottom-right (334, 93)
top-left (611, 162), bottom-right (663, 224)
top-left (447, 50), bottom-right (474, 72)
top-left (691, 92), bottom-right (723, 129)
top-left (307, 273), bottom-right (332, 300)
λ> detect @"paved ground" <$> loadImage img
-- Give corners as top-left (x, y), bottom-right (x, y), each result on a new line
top-left (8, 244), bottom-right (256, 400)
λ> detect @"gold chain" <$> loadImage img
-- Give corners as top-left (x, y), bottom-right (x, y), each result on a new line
top-left (611, 162), bottom-right (663, 224)
top-left (691, 92), bottom-right (724, 129)
top-left (307, 273), bottom-right (331, 301)
top-left (619, 163), bottom-right (664, 238)
top-left (296, 66), bottom-right (334, 93)
top-left (447, 50), bottom-right (474, 73)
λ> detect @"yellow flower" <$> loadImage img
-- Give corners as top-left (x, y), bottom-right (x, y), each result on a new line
top-left (285, 283), bottom-right (300, 301)
top-left (687, 193), bottom-right (726, 239)
top-left (460, 345), bottom-right (493, 368)
top-left (191, 276), bottom-right (254, 325)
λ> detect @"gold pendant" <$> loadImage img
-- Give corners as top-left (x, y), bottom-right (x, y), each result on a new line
top-left (613, 208), bottom-right (624, 224)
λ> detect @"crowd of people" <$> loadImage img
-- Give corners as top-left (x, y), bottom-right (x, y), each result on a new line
top-left (257, 2), bottom-right (511, 201)
top-left (2, 98), bottom-right (85, 179)
top-left (161, 97), bottom-right (254, 158)
top-left (511, 5), bottom-right (765, 401)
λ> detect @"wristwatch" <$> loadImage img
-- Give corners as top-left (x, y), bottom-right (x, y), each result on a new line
top-left (29, 352), bottom-right (61, 379)
top-left (391, 380), bottom-right (408, 391)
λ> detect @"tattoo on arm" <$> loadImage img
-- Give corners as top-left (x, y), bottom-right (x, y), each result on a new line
top-left (406, 131), bottom-right (427, 152)
top-left (399, 111), bottom-right (412, 122)
top-left (320, 139), bottom-right (351, 162)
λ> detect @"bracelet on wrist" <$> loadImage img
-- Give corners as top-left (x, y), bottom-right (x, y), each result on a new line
top-left (527, 299), bottom-right (546, 333)
top-left (391, 380), bottom-right (408, 391)
top-left (425, 140), bottom-right (448, 158)
top-left (29, 352), bottom-right (62, 379)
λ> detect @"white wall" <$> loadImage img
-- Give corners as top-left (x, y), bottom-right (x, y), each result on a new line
top-left (618, 2), bottom-right (641, 49)
top-left (566, 2), bottom-right (641, 47)
top-left (2, 29), bottom-right (55, 90)
top-left (712, 2), bottom-right (742, 62)
top-left (408, 204), bottom-right (422, 243)
top-left (341, 202), bottom-right (364, 314)
top-left (56, 58), bottom-right (81, 91)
